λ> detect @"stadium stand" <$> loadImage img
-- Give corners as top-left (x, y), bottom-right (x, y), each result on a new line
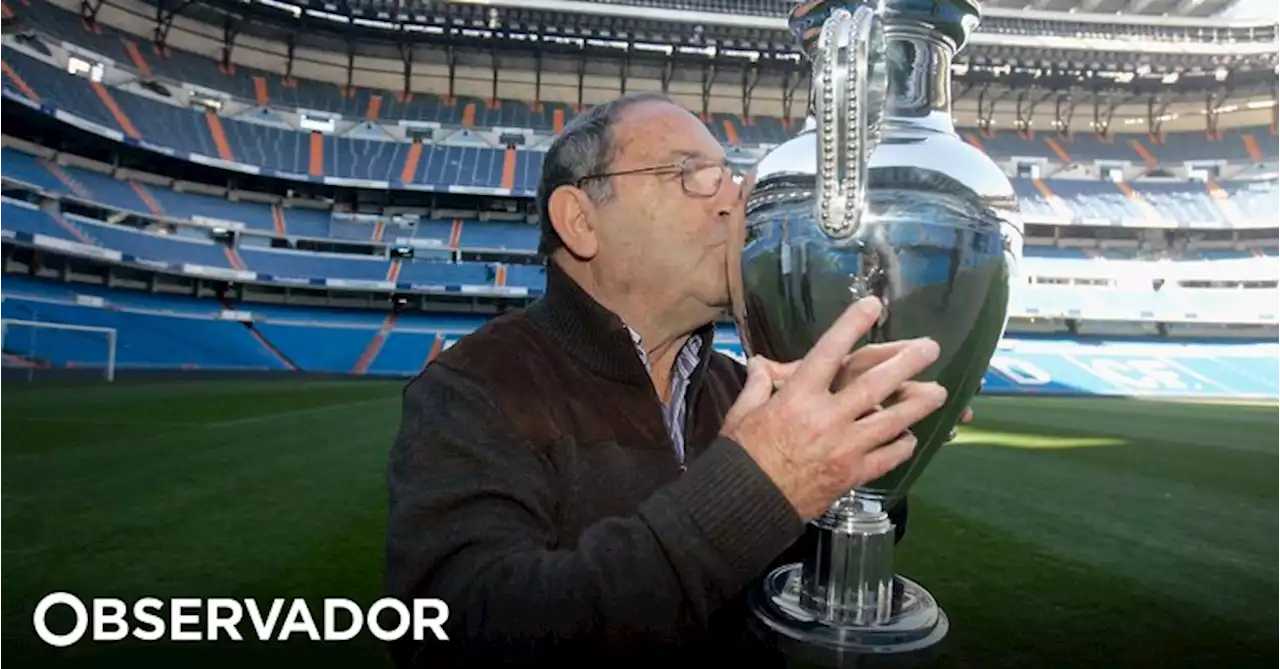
top-left (3, 42), bottom-right (1278, 190)
top-left (2, 273), bottom-right (1276, 397)
top-left (3, 139), bottom-right (1275, 307)
top-left (1, 0), bottom-right (1276, 400)
top-left (4, 0), bottom-right (1279, 176)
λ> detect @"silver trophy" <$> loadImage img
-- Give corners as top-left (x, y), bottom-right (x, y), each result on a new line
top-left (727, 0), bottom-right (1022, 665)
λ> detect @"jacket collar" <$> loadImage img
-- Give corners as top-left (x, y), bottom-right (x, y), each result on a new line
top-left (525, 261), bottom-right (717, 387)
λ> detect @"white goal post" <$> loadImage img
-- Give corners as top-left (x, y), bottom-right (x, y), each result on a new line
top-left (1, 319), bottom-right (117, 382)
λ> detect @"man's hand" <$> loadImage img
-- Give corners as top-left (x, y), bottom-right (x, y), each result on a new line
top-left (720, 297), bottom-right (948, 522)
top-left (748, 355), bottom-right (976, 426)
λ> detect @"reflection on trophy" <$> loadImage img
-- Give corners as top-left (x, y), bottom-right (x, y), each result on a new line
top-left (728, 0), bottom-right (1023, 665)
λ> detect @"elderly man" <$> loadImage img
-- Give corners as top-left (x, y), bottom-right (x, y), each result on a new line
top-left (384, 92), bottom-right (950, 669)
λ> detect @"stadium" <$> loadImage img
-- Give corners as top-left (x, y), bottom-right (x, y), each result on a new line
top-left (0, 0), bottom-right (1276, 666)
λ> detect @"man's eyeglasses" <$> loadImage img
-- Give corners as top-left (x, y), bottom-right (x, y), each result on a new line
top-left (576, 158), bottom-right (746, 198)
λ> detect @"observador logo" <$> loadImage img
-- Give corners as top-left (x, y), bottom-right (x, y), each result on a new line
top-left (33, 592), bottom-right (450, 647)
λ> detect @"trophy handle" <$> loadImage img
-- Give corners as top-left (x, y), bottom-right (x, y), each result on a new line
top-left (812, 4), bottom-right (887, 240)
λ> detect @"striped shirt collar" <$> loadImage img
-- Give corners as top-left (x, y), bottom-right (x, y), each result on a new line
top-left (627, 327), bottom-right (704, 469)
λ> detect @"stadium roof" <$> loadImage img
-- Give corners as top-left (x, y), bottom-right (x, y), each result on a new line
top-left (986, 0), bottom-right (1246, 19)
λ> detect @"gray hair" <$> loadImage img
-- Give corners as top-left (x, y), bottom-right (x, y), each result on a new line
top-left (535, 92), bottom-right (677, 257)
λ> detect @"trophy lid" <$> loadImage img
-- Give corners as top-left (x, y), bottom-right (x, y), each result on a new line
top-left (789, 0), bottom-right (982, 55)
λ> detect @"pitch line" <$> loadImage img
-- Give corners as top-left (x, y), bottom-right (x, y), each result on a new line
top-left (201, 396), bottom-right (396, 429)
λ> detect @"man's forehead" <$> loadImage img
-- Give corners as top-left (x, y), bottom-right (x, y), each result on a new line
top-left (613, 103), bottom-right (724, 162)
top-left (657, 148), bottom-right (728, 163)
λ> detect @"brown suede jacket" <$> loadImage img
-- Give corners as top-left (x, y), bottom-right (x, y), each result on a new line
top-left (384, 262), bottom-right (891, 668)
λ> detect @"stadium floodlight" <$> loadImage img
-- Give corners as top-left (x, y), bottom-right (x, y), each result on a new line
top-left (0, 319), bottom-right (117, 382)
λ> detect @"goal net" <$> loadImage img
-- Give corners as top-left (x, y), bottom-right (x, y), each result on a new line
top-left (1, 319), bottom-right (117, 382)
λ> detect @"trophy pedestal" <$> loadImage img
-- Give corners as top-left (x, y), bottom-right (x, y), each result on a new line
top-left (746, 500), bottom-right (948, 669)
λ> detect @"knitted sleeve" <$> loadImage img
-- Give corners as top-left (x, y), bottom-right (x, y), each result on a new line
top-left (383, 362), bottom-right (804, 667)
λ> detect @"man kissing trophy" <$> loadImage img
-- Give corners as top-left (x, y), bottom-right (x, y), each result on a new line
top-left (727, 0), bottom-right (1023, 666)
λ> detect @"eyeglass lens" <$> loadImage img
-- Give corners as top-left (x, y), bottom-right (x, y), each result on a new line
top-left (685, 163), bottom-right (728, 196)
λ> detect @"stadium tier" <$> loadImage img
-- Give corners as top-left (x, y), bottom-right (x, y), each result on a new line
top-left (2, 274), bottom-right (1276, 398)
top-left (5, 2), bottom-right (1280, 190)
top-left (2, 136), bottom-right (1277, 320)
top-left (2, 29), bottom-right (1278, 192)
top-left (4, 144), bottom-right (1278, 239)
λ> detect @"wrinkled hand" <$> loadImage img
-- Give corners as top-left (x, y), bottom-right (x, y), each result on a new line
top-left (752, 360), bottom-right (975, 426)
top-left (721, 297), bottom-right (948, 521)
top-left (728, 333), bottom-right (976, 484)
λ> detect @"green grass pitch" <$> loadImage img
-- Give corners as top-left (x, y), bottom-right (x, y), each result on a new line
top-left (3, 379), bottom-right (1276, 668)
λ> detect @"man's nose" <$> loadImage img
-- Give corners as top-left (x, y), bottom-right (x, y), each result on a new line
top-left (715, 191), bottom-right (737, 218)
top-left (716, 172), bottom-right (747, 215)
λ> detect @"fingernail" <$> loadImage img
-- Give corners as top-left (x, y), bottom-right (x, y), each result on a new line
top-left (854, 296), bottom-right (881, 313)
top-left (915, 338), bottom-right (940, 359)
top-left (932, 383), bottom-right (949, 404)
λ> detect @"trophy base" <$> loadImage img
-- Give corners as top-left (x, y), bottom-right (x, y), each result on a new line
top-left (747, 563), bottom-right (949, 669)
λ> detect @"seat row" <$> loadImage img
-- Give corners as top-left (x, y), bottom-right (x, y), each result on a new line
top-left (3, 25), bottom-right (1277, 178)
top-left (4, 138), bottom-right (1277, 241)
top-left (3, 193), bottom-right (1275, 323)
top-left (2, 273), bottom-right (1277, 395)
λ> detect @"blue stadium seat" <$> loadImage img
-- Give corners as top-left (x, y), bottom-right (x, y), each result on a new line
top-left (1, 296), bottom-right (288, 370)
top-left (73, 217), bottom-right (231, 267)
top-left (415, 146), bottom-right (505, 189)
top-left (366, 331), bottom-right (442, 376)
top-left (238, 247), bottom-right (389, 281)
top-left (397, 260), bottom-right (489, 285)
top-left (5, 49), bottom-right (122, 134)
top-left (981, 341), bottom-right (1279, 398)
top-left (1132, 182), bottom-right (1225, 226)
top-left (112, 91), bottom-right (221, 159)
top-left (1, 199), bottom-right (83, 241)
top-left (8, 0), bottom-right (1280, 169)
top-left (458, 221), bottom-right (539, 252)
top-left (411, 220), bottom-right (455, 245)
top-left (60, 166), bottom-right (150, 213)
top-left (324, 136), bottom-right (409, 183)
top-left (252, 321), bottom-right (376, 372)
top-left (280, 208), bottom-right (333, 239)
top-left (0, 148), bottom-right (65, 192)
top-left (1047, 180), bottom-right (1142, 222)
top-left (145, 189), bottom-right (278, 232)
top-left (2, 274), bottom-right (1275, 396)
top-left (506, 264), bottom-right (547, 289)
top-left (220, 120), bottom-right (309, 175)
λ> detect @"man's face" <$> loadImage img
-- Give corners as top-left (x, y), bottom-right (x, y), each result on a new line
top-left (589, 102), bottom-right (746, 324)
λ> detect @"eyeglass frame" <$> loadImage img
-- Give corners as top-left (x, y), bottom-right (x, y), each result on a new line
top-left (574, 157), bottom-right (747, 198)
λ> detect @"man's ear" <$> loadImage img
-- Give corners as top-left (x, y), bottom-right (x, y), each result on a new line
top-left (547, 185), bottom-right (600, 260)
